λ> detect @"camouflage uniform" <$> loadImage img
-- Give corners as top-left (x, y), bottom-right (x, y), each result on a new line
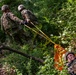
top-left (18, 4), bottom-right (38, 27)
top-left (67, 58), bottom-right (76, 75)
top-left (21, 9), bottom-right (38, 26)
top-left (1, 11), bottom-right (27, 44)
top-left (65, 52), bottom-right (76, 75)
top-left (1, 12), bottom-right (23, 34)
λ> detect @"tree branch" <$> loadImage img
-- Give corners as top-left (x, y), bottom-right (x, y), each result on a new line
top-left (0, 44), bottom-right (44, 65)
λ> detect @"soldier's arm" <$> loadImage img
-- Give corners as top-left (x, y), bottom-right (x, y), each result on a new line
top-left (8, 12), bottom-right (23, 24)
top-left (23, 10), bottom-right (30, 22)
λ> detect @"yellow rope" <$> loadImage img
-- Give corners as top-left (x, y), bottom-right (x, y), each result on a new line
top-left (24, 24), bottom-right (49, 40)
top-left (30, 22), bottom-right (56, 44)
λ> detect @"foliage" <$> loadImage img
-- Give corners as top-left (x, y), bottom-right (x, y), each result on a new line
top-left (0, 0), bottom-right (76, 75)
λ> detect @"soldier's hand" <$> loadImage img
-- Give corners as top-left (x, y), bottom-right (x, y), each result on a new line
top-left (23, 21), bottom-right (27, 25)
top-left (21, 21), bottom-right (27, 25)
top-left (27, 19), bottom-right (30, 23)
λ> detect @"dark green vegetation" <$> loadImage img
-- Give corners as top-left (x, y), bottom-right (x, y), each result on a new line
top-left (0, 0), bottom-right (76, 75)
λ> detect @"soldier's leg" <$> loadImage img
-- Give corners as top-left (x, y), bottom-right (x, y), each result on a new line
top-left (5, 29), bottom-right (14, 44)
top-left (13, 33), bottom-right (24, 45)
top-left (19, 29), bottom-right (31, 41)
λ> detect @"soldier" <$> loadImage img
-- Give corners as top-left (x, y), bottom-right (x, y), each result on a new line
top-left (18, 4), bottom-right (38, 27)
top-left (65, 52), bottom-right (76, 75)
top-left (1, 5), bottom-right (28, 45)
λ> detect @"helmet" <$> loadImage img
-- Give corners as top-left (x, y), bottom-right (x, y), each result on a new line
top-left (18, 4), bottom-right (25, 11)
top-left (65, 52), bottom-right (75, 61)
top-left (1, 5), bottom-right (9, 12)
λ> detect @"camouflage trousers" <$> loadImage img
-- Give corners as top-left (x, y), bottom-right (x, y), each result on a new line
top-left (5, 28), bottom-right (30, 45)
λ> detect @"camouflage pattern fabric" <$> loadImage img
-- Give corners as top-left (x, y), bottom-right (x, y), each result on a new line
top-left (67, 58), bottom-right (76, 75)
top-left (0, 11), bottom-right (28, 44)
top-left (1, 12), bottom-right (23, 35)
top-left (21, 9), bottom-right (38, 27)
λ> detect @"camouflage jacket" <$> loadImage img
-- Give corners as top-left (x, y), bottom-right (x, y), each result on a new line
top-left (67, 58), bottom-right (76, 75)
top-left (1, 12), bottom-right (23, 31)
top-left (21, 9), bottom-right (38, 25)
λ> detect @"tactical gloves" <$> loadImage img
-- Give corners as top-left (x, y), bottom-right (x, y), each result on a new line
top-left (21, 21), bottom-right (27, 25)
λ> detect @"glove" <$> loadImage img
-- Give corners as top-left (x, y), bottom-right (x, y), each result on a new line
top-left (23, 21), bottom-right (27, 25)
top-left (21, 21), bottom-right (27, 25)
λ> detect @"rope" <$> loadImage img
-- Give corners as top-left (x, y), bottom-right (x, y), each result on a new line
top-left (24, 22), bottom-right (66, 71)
top-left (24, 24), bottom-right (49, 40)
top-left (31, 22), bottom-right (55, 44)
top-left (26, 22), bottom-right (56, 45)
